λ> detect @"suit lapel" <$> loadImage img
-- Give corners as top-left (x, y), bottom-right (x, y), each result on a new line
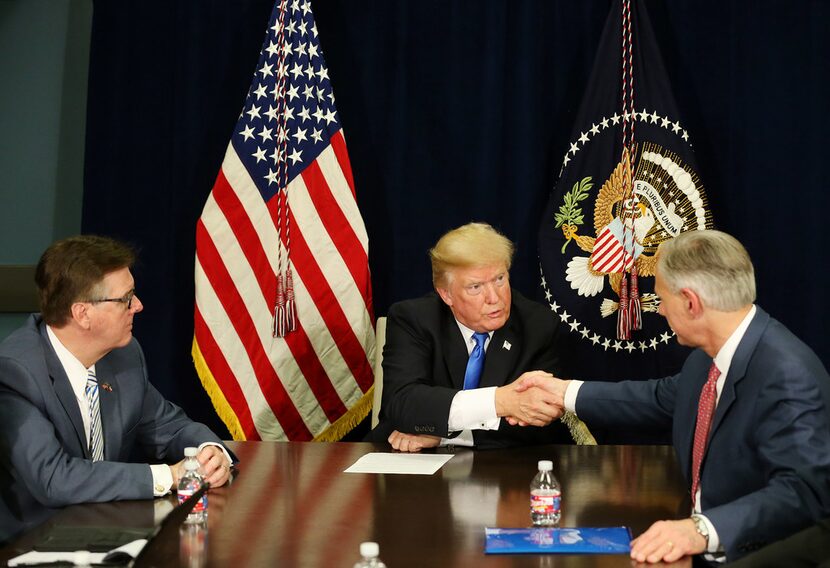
top-left (39, 323), bottom-right (89, 457)
top-left (441, 311), bottom-right (469, 390)
top-left (95, 357), bottom-right (122, 461)
top-left (708, 308), bottom-right (769, 440)
top-left (479, 318), bottom-right (520, 389)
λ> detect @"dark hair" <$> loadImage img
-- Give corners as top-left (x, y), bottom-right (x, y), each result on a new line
top-left (35, 235), bottom-right (136, 326)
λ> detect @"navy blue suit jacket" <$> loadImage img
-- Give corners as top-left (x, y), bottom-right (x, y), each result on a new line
top-left (370, 290), bottom-right (573, 448)
top-left (0, 315), bottom-right (227, 543)
top-left (575, 307), bottom-right (830, 561)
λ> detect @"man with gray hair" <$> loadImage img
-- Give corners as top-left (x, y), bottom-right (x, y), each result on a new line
top-left (369, 222), bottom-right (573, 451)
top-left (514, 229), bottom-right (830, 563)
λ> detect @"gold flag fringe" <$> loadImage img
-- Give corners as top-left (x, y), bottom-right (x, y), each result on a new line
top-left (561, 410), bottom-right (597, 445)
top-left (192, 337), bottom-right (247, 441)
top-left (313, 386), bottom-right (375, 442)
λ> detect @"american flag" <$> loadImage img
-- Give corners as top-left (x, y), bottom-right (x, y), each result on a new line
top-left (193, 0), bottom-right (375, 441)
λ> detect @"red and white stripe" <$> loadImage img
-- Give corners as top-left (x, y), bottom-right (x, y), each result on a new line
top-left (194, 130), bottom-right (375, 441)
top-left (590, 226), bottom-right (635, 274)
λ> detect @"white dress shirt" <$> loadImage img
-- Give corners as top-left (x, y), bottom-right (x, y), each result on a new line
top-left (440, 321), bottom-right (501, 447)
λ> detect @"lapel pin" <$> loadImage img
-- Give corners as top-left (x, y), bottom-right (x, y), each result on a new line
top-left (502, 340), bottom-right (511, 351)
top-left (101, 383), bottom-right (113, 392)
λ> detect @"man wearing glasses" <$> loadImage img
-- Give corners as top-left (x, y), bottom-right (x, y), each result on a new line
top-left (0, 235), bottom-right (233, 543)
top-left (369, 222), bottom-right (573, 451)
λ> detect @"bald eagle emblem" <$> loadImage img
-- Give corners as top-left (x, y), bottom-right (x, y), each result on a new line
top-left (555, 142), bottom-right (709, 318)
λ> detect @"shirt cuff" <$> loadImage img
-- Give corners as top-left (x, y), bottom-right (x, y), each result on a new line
top-left (564, 380), bottom-right (584, 413)
top-left (698, 514), bottom-right (722, 554)
top-left (440, 429), bottom-right (475, 447)
top-left (150, 464), bottom-right (173, 496)
top-left (447, 387), bottom-right (500, 431)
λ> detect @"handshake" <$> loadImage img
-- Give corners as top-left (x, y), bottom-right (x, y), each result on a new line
top-left (495, 371), bottom-right (570, 427)
top-left (387, 372), bottom-right (571, 452)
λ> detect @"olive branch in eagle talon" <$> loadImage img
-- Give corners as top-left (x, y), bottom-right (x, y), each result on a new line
top-left (554, 176), bottom-right (593, 253)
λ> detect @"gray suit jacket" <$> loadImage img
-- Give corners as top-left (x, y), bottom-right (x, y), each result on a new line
top-left (575, 307), bottom-right (830, 561)
top-left (0, 314), bottom-right (225, 543)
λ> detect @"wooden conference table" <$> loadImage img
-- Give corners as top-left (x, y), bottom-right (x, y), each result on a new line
top-left (1, 442), bottom-right (690, 567)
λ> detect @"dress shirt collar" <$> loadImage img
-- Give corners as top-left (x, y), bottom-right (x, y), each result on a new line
top-left (711, 305), bottom-right (756, 401)
top-left (46, 325), bottom-right (96, 407)
top-left (453, 320), bottom-right (493, 356)
top-left (713, 305), bottom-right (756, 379)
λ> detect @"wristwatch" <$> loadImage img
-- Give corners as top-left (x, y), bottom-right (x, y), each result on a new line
top-left (691, 514), bottom-right (710, 548)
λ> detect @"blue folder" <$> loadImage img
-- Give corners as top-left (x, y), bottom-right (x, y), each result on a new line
top-left (484, 527), bottom-right (632, 554)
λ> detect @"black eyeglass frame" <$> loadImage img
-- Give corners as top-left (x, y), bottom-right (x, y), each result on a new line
top-left (88, 289), bottom-right (136, 310)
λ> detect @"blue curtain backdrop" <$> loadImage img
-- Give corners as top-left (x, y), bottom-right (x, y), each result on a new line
top-left (83, 0), bottom-right (830, 440)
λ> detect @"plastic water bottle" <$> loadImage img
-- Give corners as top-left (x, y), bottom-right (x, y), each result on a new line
top-left (353, 542), bottom-right (387, 568)
top-left (530, 460), bottom-right (561, 526)
top-left (178, 447), bottom-right (208, 523)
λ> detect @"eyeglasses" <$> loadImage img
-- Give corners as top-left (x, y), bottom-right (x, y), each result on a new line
top-left (89, 289), bottom-right (136, 309)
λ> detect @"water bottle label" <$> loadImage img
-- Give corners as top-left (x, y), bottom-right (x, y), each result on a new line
top-left (177, 487), bottom-right (207, 514)
top-left (178, 490), bottom-right (193, 507)
top-left (191, 495), bottom-right (207, 514)
top-left (531, 492), bottom-right (561, 514)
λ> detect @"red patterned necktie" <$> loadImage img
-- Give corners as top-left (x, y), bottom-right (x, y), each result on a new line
top-left (691, 362), bottom-right (720, 509)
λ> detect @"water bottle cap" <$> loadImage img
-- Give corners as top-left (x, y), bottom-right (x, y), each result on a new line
top-left (538, 460), bottom-right (553, 471)
top-left (184, 447), bottom-right (198, 457)
top-left (359, 542), bottom-right (379, 558)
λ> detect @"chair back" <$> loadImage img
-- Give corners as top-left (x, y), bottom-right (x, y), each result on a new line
top-left (370, 317), bottom-right (387, 428)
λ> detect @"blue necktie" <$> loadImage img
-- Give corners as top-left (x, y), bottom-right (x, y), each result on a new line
top-left (463, 332), bottom-right (489, 390)
top-left (85, 369), bottom-right (104, 461)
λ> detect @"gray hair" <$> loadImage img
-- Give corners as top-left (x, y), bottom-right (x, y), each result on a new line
top-left (657, 230), bottom-right (755, 311)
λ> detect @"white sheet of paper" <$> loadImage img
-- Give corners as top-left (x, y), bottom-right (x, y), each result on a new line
top-left (344, 452), bottom-right (454, 475)
top-left (8, 539), bottom-right (147, 566)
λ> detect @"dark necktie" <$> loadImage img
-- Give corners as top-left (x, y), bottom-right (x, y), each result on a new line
top-left (691, 362), bottom-right (720, 509)
top-left (463, 332), bottom-right (489, 390)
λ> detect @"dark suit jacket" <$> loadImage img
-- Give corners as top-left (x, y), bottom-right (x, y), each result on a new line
top-left (0, 314), bottom-right (227, 543)
top-left (727, 517), bottom-right (830, 568)
top-left (574, 307), bottom-right (830, 561)
top-left (369, 290), bottom-right (572, 448)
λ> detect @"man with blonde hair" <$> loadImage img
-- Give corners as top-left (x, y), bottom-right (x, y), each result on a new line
top-left (369, 222), bottom-right (570, 451)
top-left (513, 229), bottom-right (830, 563)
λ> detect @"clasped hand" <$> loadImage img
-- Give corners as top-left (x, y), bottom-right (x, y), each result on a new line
top-left (496, 371), bottom-right (568, 427)
top-left (388, 430), bottom-right (442, 452)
